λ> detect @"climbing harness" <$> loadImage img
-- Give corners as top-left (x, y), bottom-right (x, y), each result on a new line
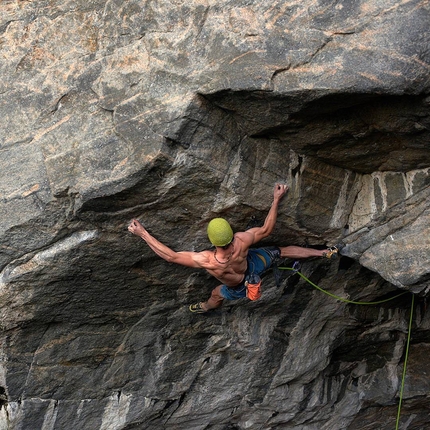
top-left (278, 266), bottom-right (415, 429)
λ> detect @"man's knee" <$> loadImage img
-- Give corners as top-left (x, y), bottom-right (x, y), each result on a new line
top-left (211, 285), bottom-right (224, 300)
top-left (267, 246), bottom-right (281, 260)
top-left (204, 285), bottom-right (224, 310)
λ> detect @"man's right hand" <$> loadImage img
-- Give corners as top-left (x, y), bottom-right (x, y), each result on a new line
top-left (273, 183), bottom-right (288, 202)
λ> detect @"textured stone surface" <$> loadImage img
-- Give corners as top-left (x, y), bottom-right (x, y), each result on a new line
top-left (1, 0), bottom-right (430, 429)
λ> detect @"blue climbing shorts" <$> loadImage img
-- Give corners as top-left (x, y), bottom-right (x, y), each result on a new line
top-left (220, 247), bottom-right (280, 300)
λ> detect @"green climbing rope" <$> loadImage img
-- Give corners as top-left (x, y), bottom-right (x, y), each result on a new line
top-left (278, 267), bottom-right (409, 305)
top-left (395, 293), bottom-right (415, 430)
top-left (278, 266), bottom-right (415, 429)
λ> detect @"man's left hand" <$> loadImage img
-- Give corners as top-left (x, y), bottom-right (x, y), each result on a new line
top-left (128, 219), bottom-right (146, 237)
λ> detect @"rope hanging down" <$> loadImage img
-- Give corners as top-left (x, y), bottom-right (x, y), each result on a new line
top-left (278, 266), bottom-right (409, 305)
top-left (278, 266), bottom-right (415, 429)
top-left (396, 293), bottom-right (414, 430)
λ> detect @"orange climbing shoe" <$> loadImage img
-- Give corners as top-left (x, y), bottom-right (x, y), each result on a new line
top-left (189, 302), bottom-right (207, 313)
top-left (323, 245), bottom-right (340, 259)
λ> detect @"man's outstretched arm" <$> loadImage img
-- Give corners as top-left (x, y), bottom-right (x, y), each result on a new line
top-left (128, 219), bottom-right (205, 268)
top-left (242, 183), bottom-right (288, 245)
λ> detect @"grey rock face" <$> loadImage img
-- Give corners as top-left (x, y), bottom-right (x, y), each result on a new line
top-left (0, 0), bottom-right (429, 429)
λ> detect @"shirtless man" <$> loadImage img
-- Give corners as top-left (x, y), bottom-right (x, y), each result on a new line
top-left (128, 184), bottom-right (339, 313)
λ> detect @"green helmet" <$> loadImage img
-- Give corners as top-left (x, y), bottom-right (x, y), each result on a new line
top-left (207, 218), bottom-right (233, 247)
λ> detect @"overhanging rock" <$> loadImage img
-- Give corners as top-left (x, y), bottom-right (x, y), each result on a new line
top-left (1, 0), bottom-right (430, 429)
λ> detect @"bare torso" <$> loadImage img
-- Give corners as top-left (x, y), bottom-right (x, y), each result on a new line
top-left (199, 233), bottom-right (251, 287)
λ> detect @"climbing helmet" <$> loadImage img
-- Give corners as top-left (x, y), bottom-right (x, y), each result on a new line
top-left (207, 218), bottom-right (233, 247)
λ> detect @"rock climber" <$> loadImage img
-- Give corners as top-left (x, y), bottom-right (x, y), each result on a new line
top-left (128, 183), bottom-right (340, 313)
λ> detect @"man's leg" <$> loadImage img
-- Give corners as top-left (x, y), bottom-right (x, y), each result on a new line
top-left (279, 245), bottom-right (335, 259)
top-left (201, 285), bottom-right (224, 311)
